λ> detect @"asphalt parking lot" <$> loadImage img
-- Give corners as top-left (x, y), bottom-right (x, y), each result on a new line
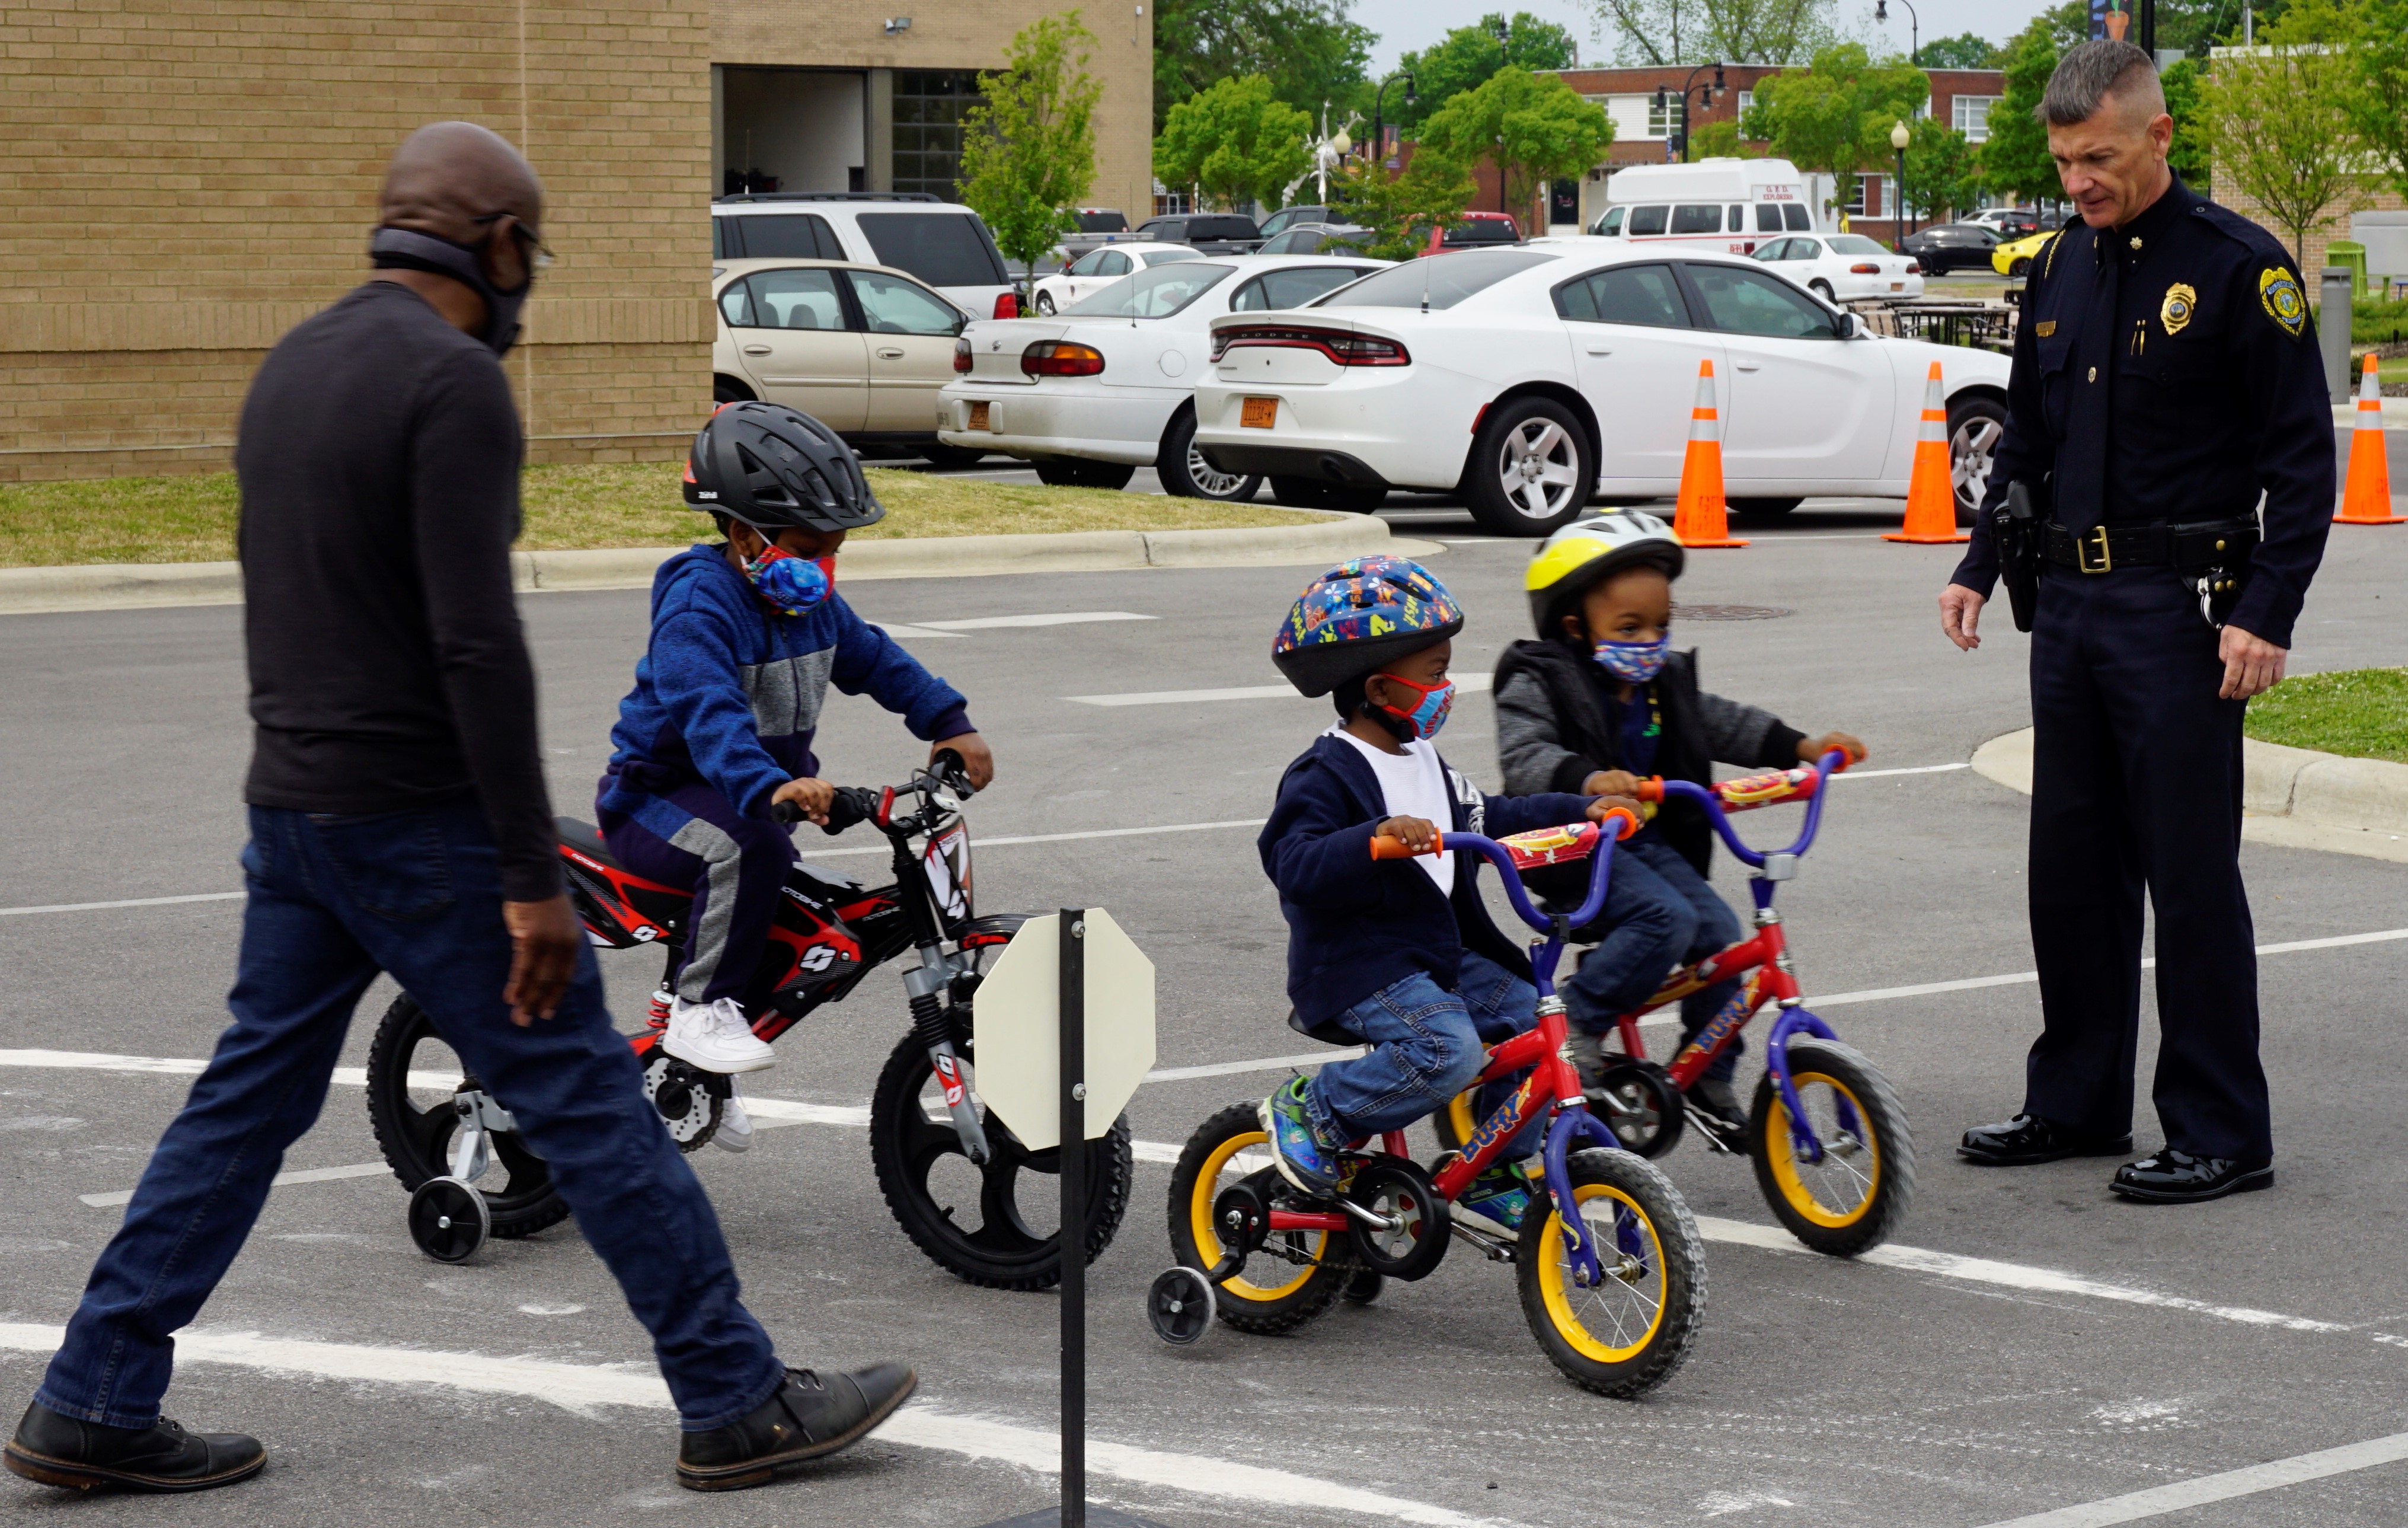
top-left (5, 492), bottom-right (2407, 1527)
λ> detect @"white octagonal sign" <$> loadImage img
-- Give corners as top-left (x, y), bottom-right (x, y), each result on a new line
top-left (972, 908), bottom-right (1155, 1153)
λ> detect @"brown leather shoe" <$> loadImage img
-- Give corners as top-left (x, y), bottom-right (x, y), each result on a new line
top-left (5, 1402), bottom-right (264, 1494)
top-left (675, 1364), bottom-right (915, 1492)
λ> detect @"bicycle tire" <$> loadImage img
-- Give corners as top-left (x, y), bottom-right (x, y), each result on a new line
top-left (1166, 1102), bottom-right (1345, 1335)
top-left (1515, 1147), bottom-right (1706, 1398)
top-left (364, 994), bottom-right (571, 1240)
top-left (1747, 1036), bottom-right (1915, 1257)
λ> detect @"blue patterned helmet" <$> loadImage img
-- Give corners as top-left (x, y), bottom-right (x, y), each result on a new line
top-left (1271, 556), bottom-right (1465, 697)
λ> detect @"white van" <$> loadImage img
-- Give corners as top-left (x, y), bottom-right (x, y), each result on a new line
top-left (712, 193), bottom-right (1018, 320)
top-left (1589, 158), bottom-right (1816, 256)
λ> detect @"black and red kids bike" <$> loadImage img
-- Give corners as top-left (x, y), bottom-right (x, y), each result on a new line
top-left (365, 751), bottom-right (1135, 1287)
top-left (1149, 804), bottom-right (1713, 1398)
top-left (1435, 751), bottom-right (1915, 1258)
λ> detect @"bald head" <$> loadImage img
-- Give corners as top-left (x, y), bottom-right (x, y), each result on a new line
top-left (379, 122), bottom-right (543, 241)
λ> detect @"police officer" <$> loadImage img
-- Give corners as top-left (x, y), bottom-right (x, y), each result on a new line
top-left (1937, 42), bottom-right (2332, 1204)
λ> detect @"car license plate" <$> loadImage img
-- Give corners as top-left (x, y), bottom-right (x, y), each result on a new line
top-left (968, 401), bottom-right (991, 432)
top-left (1241, 397), bottom-right (1278, 429)
top-left (1890, 281), bottom-right (1904, 291)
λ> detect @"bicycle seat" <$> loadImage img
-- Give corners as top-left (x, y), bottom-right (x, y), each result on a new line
top-left (556, 816), bottom-right (627, 872)
top-left (1286, 1008), bottom-right (1358, 1047)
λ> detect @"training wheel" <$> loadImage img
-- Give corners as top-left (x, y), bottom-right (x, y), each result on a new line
top-left (1146, 1266), bottom-right (1216, 1347)
top-left (1342, 1267), bottom-right (1385, 1306)
top-left (408, 1176), bottom-right (490, 1264)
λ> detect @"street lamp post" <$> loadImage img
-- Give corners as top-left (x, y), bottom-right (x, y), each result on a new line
top-left (1655, 62), bottom-right (1726, 164)
top-left (1873, 0), bottom-right (1918, 66)
top-left (1891, 119), bottom-right (1912, 244)
top-left (1493, 14), bottom-right (1512, 212)
top-left (1369, 70), bottom-right (1416, 176)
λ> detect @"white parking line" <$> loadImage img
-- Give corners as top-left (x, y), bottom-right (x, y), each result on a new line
top-left (1971, 1428), bottom-right (2408, 1528)
top-left (1832, 762), bottom-right (1968, 780)
top-left (919, 611), bottom-right (1157, 630)
top-left (0, 891), bottom-right (244, 918)
top-left (805, 817), bottom-right (1268, 859)
top-left (1070, 674), bottom-right (1494, 706)
top-left (0, 1323), bottom-right (1494, 1527)
top-left (79, 1161), bottom-right (389, 1210)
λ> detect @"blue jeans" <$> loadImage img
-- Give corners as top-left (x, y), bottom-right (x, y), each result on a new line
top-left (35, 804), bottom-right (785, 1432)
top-left (1305, 949), bottom-right (1547, 1159)
top-left (1563, 835), bottom-right (1746, 1082)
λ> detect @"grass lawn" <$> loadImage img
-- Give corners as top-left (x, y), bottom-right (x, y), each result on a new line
top-left (0, 461), bottom-right (1321, 567)
top-left (2244, 667), bottom-right (2408, 764)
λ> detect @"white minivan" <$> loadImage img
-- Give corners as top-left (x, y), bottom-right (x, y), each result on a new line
top-left (711, 193), bottom-right (1020, 320)
top-left (1589, 158), bottom-right (1817, 257)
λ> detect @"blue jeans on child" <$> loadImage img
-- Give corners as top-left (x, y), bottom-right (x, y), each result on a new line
top-left (1563, 834), bottom-right (1745, 1082)
top-left (34, 804), bottom-right (787, 1433)
top-left (1304, 949), bottom-right (1547, 1158)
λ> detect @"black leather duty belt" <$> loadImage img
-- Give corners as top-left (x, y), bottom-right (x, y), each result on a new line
top-left (2044, 518), bottom-right (2259, 575)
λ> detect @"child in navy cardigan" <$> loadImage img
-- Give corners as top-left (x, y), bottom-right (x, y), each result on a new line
top-left (1257, 557), bottom-right (1625, 1237)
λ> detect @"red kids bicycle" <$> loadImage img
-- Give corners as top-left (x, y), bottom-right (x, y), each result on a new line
top-left (1149, 805), bottom-right (1713, 1398)
top-left (1438, 751), bottom-right (1915, 1258)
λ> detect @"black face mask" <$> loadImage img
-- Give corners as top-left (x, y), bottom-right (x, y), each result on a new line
top-left (368, 225), bottom-right (534, 355)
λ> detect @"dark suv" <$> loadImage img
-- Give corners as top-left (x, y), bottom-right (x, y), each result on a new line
top-left (1134, 213), bottom-right (1264, 255)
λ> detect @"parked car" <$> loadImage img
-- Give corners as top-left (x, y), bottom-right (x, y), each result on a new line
top-left (1257, 204), bottom-right (1333, 240)
top-left (712, 257), bottom-right (987, 466)
top-left (1030, 242), bottom-right (1206, 314)
top-left (1966, 207), bottom-right (2040, 239)
top-left (712, 193), bottom-right (1018, 319)
top-left (1589, 158), bottom-right (1818, 254)
top-left (1991, 230), bottom-right (2054, 277)
top-left (1422, 211), bottom-right (1521, 254)
top-left (1192, 244), bottom-right (2011, 535)
top-left (938, 254), bottom-right (1387, 501)
top-left (1260, 222), bottom-right (1375, 255)
top-left (1898, 222), bottom-right (2000, 275)
top-left (1757, 233), bottom-right (1924, 302)
top-left (1133, 212), bottom-right (1264, 254)
top-left (1057, 207), bottom-right (1133, 264)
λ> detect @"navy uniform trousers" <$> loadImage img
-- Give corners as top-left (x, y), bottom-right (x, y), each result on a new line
top-left (2023, 561), bottom-right (2269, 1163)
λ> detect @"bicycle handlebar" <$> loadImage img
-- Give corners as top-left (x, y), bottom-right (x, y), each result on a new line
top-left (1637, 748), bottom-right (1850, 868)
top-left (768, 750), bottom-right (975, 834)
top-left (1369, 806), bottom-right (1641, 937)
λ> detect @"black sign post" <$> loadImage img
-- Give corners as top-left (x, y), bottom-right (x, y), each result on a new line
top-left (972, 910), bottom-right (1170, 1528)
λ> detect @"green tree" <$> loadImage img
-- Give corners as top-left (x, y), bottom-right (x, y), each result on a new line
top-left (1416, 65), bottom-right (1615, 227)
top-left (1151, 0), bottom-right (1374, 136)
top-left (2200, 0), bottom-right (2371, 266)
top-left (1585, 0), bottom-right (1837, 66)
top-left (1742, 44), bottom-right (1929, 216)
top-left (957, 12), bottom-right (1103, 295)
top-left (1330, 152), bottom-right (1476, 261)
top-left (1687, 119), bottom-right (1765, 158)
top-left (1978, 18), bottom-right (2059, 205)
top-left (1899, 118), bottom-right (1981, 225)
top-left (1154, 74), bottom-right (1314, 212)
top-left (1917, 31), bottom-right (1998, 69)
top-left (2343, 0), bottom-right (2408, 203)
top-left (2161, 55), bottom-right (2211, 190)
top-left (1389, 12), bottom-right (1579, 134)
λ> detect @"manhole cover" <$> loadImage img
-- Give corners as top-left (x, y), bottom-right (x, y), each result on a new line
top-left (1673, 604), bottom-right (1794, 621)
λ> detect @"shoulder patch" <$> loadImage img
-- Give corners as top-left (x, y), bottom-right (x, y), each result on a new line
top-left (2258, 267), bottom-right (2307, 339)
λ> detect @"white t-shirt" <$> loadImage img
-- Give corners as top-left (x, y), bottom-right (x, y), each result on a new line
top-left (1328, 725), bottom-right (1455, 896)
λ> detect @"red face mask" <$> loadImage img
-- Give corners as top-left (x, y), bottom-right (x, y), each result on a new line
top-left (1372, 671), bottom-right (1455, 740)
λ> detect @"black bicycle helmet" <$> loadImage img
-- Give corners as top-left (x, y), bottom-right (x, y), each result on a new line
top-left (684, 401), bottom-right (887, 532)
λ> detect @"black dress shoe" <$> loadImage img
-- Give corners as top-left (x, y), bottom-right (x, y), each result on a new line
top-left (676, 1363), bottom-right (915, 1492)
top-left (1957, 1114), bottom-right (2134, 1166)
top-left (4, 1402), bottom-right (264, 1493)
top-left (2110, 1149), bottom-right (2273, 1204)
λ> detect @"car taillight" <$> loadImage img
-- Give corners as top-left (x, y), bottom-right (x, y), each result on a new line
top-left (953, 337), bottom-right (973, 374)
top-left (1905, 260), bottom-right (1921, 275)
top-left (994, 292), bottom-right (1020, 320)
top-left (1021, 340), bottom-right (1106, 377)
top-left (1210, 326), bottom-right (1410, 366)
top-left (1850, 262), bottom-right (1881, 274)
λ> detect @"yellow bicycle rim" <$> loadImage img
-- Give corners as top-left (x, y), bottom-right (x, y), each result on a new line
top-left (1446, 1091), bottom-right (1478, 1151)
top-left (1190, 1129), bottom-right (1323, 1301)
top-left (1764, 1071), bottom-right (1882, 1229)
top-left (1537, 1182), bottom-right (1669, 1363)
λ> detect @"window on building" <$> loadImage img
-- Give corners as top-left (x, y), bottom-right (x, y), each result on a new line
top-left (1648, 94), bottom-right (1687, 140)
top-left (1844, 177), bottom-right (1867, 216)
top-left (893, 71), bottom-right (981, 199)
top-left (1735, 90), bottom-right (1754, 119)
top-left (1953, 95), bottom-right (2000, 142)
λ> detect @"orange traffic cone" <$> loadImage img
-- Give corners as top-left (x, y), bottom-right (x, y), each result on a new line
top-left (2336, 352), bottom-right (2401, 525)
top-left (1672, 359), bottom-right (1746, 548)
top-left (1885, 361), bottom-right (1969, 544)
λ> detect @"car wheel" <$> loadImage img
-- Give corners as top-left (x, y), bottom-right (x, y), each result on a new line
top-left (1034, 458), bottom-right (1138, 490)
top-left (2007, 257), bottom-right (2030, 277)
top-left (1035, 291), bottom-right (1056, 315)
top-left (1809, 279), bottom-right (1836, 304)
top-left (1462, 395), bottom-right (1592, 537)
top-left (919, 443), bottom-right (989, 468)
top-left (1947, 393), bottom-right (2008, 526)
top-left (1157, 409), bottom-right (1262, 502)
top-left (1270, 476), bottom-right (1387, 513)
top-left (714, 376), bottom-right (755, 406)
top-left (1729, 497), bottom-right (1802, 520)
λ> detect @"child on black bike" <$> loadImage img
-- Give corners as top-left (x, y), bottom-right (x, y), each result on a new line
top-left (597, 404), bottom-right (992, 1146)
top-left (1494, 512), bottom-right (1862, 1144)
top-left (1257, 557), bottom-right (1630, 1237)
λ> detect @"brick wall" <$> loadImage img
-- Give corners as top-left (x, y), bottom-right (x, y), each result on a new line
top-left (0, 2), bottom-right (714, 482)
top-left (2206, 173), bottom-right (2408, 289)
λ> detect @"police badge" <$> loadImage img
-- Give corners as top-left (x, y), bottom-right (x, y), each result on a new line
top-left (2258, 268), bottom-right (2305, 339)
top-left (2160, 282), bottom-right (2196, 337)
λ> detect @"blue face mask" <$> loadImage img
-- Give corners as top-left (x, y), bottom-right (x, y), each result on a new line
top-left (742, 544), bottom-right (835, 616)
top-left (1373, 671), bottom-right (1456, 741)
top-left (1593, 635), bottom-right (1669, 685)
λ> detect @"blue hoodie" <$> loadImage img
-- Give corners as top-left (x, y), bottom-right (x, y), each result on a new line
top-left (601, 544), bottom-right (970, 817)
top-left (1260, 733), bottom-right (1593, 1025)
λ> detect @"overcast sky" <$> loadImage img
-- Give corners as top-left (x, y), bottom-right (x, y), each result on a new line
top-left (1361, 1), bottom-right (2059, 75)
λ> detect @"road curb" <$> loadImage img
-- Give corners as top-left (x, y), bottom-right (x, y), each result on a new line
top-left (1971, 726), bottom-right (2408, 863)
top-left (0, 513), bottom-right (1439, 615)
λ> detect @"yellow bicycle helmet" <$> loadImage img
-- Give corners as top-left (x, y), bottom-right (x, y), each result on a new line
top-left (1524, 511), bottom-right (1685, 634)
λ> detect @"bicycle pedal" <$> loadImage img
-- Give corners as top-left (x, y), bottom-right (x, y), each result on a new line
top-left (1683, 1104), bottom-right (1748, 1156)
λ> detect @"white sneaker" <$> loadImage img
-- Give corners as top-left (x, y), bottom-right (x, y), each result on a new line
top-left (714, 1078), bottom-right (753, 1153)
top-left (663, 996), bottom-right (776, 1074)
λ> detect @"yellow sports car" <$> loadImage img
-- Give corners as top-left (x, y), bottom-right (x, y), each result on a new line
top-left (1991, 231), bottom-right (2054, 277)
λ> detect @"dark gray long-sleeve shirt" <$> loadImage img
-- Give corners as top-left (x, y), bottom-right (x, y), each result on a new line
top-left (235, 280), bottom-right (560, 901)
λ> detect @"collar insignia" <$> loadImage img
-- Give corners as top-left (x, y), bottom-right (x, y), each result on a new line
top-left (2160, 282), bottom-right (2196, 337)
top-left (2259, 268), bottom-right (2306, 339)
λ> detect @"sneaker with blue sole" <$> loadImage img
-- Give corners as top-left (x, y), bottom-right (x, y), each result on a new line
top-left (1260, 1077), bottom-right (1340, 1195)
top-left (1452, 1164), bottom-right (1534, 1237)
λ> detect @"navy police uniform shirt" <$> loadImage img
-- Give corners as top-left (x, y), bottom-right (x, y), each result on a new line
top-left (1950, 174), bottom-right (2334, 648)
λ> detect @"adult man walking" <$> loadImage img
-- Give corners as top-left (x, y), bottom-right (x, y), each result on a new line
top-left (1939, 44), bottom-right (2332, 1202)
top-left (5, 123), bottom-right (912, 1495)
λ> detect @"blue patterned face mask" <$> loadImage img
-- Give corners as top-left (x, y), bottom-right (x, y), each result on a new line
top-left (742, 544), bottom-right (835, 616)
top-left (1593, 636), bottom-right (1668, 684)
top-left (1373, 671), bottom-right (1456, 740)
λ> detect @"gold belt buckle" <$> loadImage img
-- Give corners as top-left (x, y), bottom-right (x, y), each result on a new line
top-left (2074, 524), bottom-right (2113, 574)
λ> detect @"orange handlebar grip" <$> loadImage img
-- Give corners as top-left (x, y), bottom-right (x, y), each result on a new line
top-left (1635, 777), bottom-right (1667, 802)
top-left (1370, 833), bottom-right (1442, 859)
top-left (1599, 806), bottom-right (1642, 841)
